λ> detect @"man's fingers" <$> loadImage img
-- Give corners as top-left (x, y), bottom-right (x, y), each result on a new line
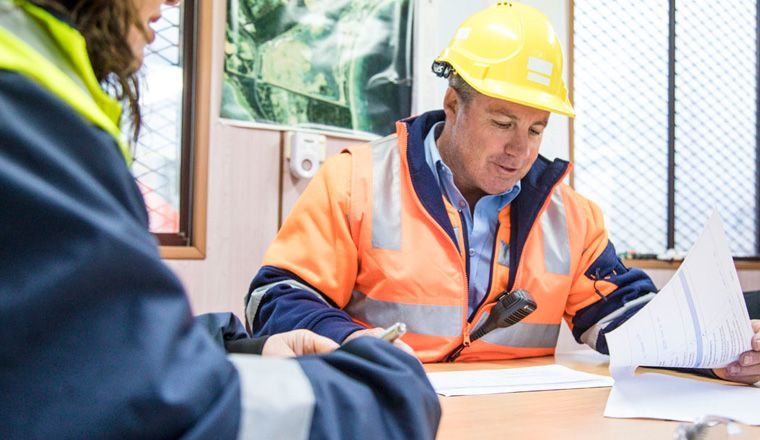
top-left (364, 328), bottom-right (386, 338)
top-left (343, 328), bottom-right (383, 344)
top-left (740, 350), bottom-right (760, 367)
top-left (343, 328), bottom-right (419, 360)
top-left (724, 372), bottom-right (760, 385)
top-left (261, 335), bottom-right (297, 357)
top-left (751, 320), bottom-right (760, 351)
top-left (393, 339), bottom-right (416, 356)
top-left (308, 334), bottom-right (340, 354)
top-left (751, 319), bottom-right (760, 334)
top-left (721, 360), bottom-right (760, 385)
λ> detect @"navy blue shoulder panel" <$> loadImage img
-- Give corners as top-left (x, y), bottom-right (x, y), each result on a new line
top-left (507, 155), bottom-right (570, 290)
top-left (402, 110), bottom-right (459, 246)
top-left (0, 71), bottom-right (240, 438)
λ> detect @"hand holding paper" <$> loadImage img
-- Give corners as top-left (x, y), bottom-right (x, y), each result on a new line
top-left (604, 212), bottom-right (760, 425)
top-left (713, 319), bottom-right (760, 385)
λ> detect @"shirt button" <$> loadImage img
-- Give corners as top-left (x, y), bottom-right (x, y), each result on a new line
top-left (459, 200), bottom-right (466, 209)
top-left (469, 248), bottom-right (475, 256)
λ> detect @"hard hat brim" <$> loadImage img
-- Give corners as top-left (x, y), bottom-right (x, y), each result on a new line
top-left (457, 70), bottom-right (576, 118)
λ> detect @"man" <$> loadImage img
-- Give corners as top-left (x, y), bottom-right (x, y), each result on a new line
top-left (247, 3), bottom-right (760, 383)
top-left (0, 0), bottom-right (440, 438)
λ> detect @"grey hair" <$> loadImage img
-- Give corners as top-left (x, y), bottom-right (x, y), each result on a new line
top-left (448, 74), bottom-right (479, 106)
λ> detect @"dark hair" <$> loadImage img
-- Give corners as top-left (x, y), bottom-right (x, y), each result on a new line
top-left (447, 73), bottom-right (479, 107)
top-left (30, 0), bottom-right (144, 142)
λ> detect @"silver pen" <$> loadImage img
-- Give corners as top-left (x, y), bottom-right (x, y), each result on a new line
top-left (380, 322), bottom-right (407, 343)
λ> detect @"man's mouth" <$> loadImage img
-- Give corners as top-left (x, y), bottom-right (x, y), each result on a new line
top-left (495, 163), bottom-right (519, 173)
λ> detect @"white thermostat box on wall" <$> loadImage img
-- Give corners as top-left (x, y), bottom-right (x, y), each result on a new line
top-left (285, 131), bottom-right (327, 180)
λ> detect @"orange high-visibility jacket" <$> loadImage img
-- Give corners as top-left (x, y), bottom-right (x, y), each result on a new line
top-left (247, 111), bottom-right (656, 362)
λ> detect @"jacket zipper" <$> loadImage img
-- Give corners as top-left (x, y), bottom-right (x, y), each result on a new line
top-left (458, 209), bottom-right (471, 325)
top-left (468, 221), bottom-right (502, 323)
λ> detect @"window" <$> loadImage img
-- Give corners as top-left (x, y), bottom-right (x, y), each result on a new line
top-left (133, 0), bottom-right (207, 253)
top-left (572, 0), bottom-right (759, 258)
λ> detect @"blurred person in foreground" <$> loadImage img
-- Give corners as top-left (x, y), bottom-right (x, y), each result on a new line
top-left (0, 0), bottom-right (440, 438)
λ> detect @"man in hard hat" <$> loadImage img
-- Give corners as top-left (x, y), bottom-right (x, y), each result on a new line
top-left (245, 2), bottom-right (760, 383)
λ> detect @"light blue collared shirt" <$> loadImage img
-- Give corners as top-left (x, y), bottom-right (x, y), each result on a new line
top-left (423, 122), bottom-right (521, 317)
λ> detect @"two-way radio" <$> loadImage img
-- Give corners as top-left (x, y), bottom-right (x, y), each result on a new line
top-left (445, 289), bottom-right (537, 362)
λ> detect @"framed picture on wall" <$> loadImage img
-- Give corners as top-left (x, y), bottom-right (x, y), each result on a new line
top-left (221, 0), bottom-right (413, 138)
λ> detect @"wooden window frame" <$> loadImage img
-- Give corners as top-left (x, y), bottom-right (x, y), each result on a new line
top-left (158, 0), bottom-right (210, 260)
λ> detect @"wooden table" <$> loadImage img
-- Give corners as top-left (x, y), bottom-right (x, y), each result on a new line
top-left (426, 351), bottom-right (760, 439)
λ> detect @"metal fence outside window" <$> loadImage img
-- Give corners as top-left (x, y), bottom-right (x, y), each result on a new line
top-left (573, 0), bottom-right (758, 257)
top-left (133, 4), bottom-right (183, 234)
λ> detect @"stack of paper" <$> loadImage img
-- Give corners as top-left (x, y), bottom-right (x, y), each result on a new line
top-left (427, 364), bottom-right (613, 396)
top-left (605, 212), bottom-right (760, 425)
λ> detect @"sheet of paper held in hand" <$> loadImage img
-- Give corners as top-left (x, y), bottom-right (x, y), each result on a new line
top-left (427, 364), bottom-right (613, 396)
top-left (604, 211), bottom-right (760, 425)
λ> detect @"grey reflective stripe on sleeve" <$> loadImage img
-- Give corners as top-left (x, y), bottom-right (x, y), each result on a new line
top-left (345, 290), bottom-right (462, 336)
top-left (497, 240), bottom-right (510, 267)
top-left (541, 189), bottom-right (570, 275)
top-left (246, 280), bottom-right (332, 326)
top-left (473, 312), bottom-right (560, 348)
top-left (371, 136), bottom-right (401, 250)
top-left (229, 354), bottom-right (315, 440)
top-left (579, 292), bottom-right (656, 350)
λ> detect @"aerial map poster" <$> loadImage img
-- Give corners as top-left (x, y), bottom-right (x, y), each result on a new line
top-left (221, 0), bottom-right (413, 137)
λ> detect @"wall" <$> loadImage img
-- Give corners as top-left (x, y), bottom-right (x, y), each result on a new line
top-left (165, 0), bottom-right (760, 323)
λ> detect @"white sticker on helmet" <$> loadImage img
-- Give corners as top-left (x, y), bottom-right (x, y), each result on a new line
top-left (527, 71), bottom-right (550, 86)
top-left (527, 56), bottom-right (553, 86)
top-left (528, 56), bottom-right (553, 76)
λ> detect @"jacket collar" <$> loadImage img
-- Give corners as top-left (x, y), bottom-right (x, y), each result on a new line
top-left (508, 155), bottom-right (570, 290)
top-left (402, 111), bottom-right (459, 246)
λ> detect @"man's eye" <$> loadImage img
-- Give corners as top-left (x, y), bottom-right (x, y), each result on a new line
top-left (529, 128), bottom-right (543, 136)
top-left (493, 120), bottom-right (513, 129)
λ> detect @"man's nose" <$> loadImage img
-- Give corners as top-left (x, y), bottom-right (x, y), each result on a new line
top-left (504, 130), bottom-right (529, 157)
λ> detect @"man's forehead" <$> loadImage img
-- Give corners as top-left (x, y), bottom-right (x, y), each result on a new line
top-left (486, 105), bottom-right (550, 125)
top-left (478, 95), bottom-right (550, 123)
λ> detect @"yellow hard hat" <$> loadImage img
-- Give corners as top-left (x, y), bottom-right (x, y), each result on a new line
top-left (433, 2), bottom-right (575, 117)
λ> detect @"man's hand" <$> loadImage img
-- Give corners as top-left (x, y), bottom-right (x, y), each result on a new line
top-left (344, 327), bottom-right (417, 357)
top-left (713, 320), bottom-right (760, 385)
top-left (262, 329), bottom-right (340, 357)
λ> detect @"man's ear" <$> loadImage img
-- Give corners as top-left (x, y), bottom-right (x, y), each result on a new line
top-left (443, 86), bottom-right (460, 120)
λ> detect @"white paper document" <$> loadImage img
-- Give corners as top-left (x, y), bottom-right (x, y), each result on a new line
top-left (604, 212), bottom-right (760, 424)
top-left (427, 364), bottom-right (613, 396)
